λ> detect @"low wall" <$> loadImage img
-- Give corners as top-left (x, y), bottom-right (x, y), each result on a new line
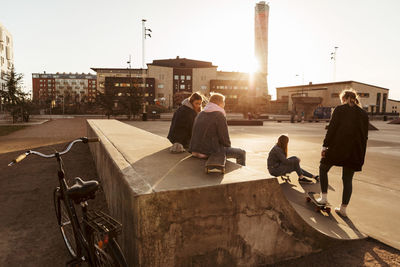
top-left (87, 119), bottom-right (344, 266)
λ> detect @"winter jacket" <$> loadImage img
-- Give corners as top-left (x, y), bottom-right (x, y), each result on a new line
top-left (321, 103), bottom-right (369, 171)
top-left (167, 99), bottom-right (197, 148)
top-left (267, 145), bottom-right (289, 170)
top-left (189, 108), bottom-right (231, 155)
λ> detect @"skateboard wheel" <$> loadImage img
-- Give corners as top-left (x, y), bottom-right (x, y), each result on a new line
top-left (306, 197), bottom-right (311, 203)
top-left (325, 207), bottom-right (331, 213)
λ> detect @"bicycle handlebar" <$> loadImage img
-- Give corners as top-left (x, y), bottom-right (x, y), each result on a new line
top-left (8, 137), bottom-right (100, 166)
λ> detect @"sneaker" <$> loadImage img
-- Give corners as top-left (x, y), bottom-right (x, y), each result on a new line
top-left (314, 175), bottom-right (320, 182)
top-left (298, 177), bottom-right (313, 184)
top-left (335, 207), bottom-right (348, 218)
top-left (316, 197), bottom-right (328, 205)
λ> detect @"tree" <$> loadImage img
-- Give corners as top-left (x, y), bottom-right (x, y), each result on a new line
top-left (96, 89), bottom-right (116, 119)
top-left (0, 66), bottom-right (31, 122)
top-left (120, 87), bottom-right (142, 120)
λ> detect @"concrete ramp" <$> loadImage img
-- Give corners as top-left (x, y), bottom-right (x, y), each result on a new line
top-left (87, 119), bottom-right (365, 267)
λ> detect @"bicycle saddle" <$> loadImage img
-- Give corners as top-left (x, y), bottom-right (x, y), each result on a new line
top-left (67, 177), bottom-right (99, 202)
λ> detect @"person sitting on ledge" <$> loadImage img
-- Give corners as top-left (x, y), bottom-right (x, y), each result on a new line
top-left (267, 134), bottom-right (319, 184)
top-left (167, 92), bottom-right (203, 153)
top-left (189, 92), bottom-right (246, 166)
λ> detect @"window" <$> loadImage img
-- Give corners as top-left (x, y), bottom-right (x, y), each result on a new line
top-left (186, 75), bottom-right (191, 80)
top-left (180, 84), bottom-right (185, 90)
top-left (145, 93), bottom-right (149, 97)
top-left (200, 85), bottom-right (207, 90)
top-left (158, 84), bottom-right (164, 89)
top-left (180, 75), bottom-right (185, 80)
top-left (359, 93), bottom-right (370, 98)
top-left (174, 75), bottom-right (179, 80)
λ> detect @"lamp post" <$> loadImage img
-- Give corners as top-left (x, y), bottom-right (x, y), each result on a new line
top-left (330, 46), bottom-right (338, 82)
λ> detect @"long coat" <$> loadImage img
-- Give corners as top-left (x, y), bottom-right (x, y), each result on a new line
top-left (321, 103), bottom-right (369, 171)
top-left (167, 105), bottom-right (197, 148)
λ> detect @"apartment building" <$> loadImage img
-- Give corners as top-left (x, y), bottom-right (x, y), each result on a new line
top-left (32, 72), bottom-right (97, 104)
top-left (0, 22), bottom-right (13, 91)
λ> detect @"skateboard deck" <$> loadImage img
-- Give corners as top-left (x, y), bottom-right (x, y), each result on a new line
top-left (306, 191), bottom-right (331, 214)
top-left (205, 153), bottom-right (226, 174)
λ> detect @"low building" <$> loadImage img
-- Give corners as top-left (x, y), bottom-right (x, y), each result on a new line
top-left (276, 81), bottom-right (392, 115)
top-left (104, 76), bottom-right (155, 109)
top-left (147, 57), bottom-right (218, 107)
top-left (32, 72), bottom-right (97, 105)
top-left (92, 57), bottom-right (270, 110)
top-left (387, 99), bottom-right (400, 114)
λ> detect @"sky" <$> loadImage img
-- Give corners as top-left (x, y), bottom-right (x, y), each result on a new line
top-left (2, 0), bottom-right (400, 100)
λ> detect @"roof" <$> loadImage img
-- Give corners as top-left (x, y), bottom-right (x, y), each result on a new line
top-left (276, 81), bottom-right (390, 91)
top-left (91, 68), bottom-right (146, 73)
top-left (148, 57), bottom-right (217, 68)
top-left (388, 99), bottom-right (400, 103)
top-left (32, 72), bottom-right (96, 79)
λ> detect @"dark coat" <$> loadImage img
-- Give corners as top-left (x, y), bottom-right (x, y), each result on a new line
top-left (189, 111), bottom-right (231, 155)
top-left (167, 104), bottom-right (197, 148)
top-left (321, 103), bottom-right (369, 171)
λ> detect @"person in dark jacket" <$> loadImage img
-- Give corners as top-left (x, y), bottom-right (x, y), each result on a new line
top-left (316, 89), bottom-right (369, 217)
top-left (189, 92), bottom-right (246, 165)
top-left (267, 135), bottom-right (319, 184)
top-left (167, 92), bottom-right (203, 152)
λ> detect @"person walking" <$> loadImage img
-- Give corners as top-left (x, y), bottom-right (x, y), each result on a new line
top-left (189, 92), bottom-right (246, 165)
top-left (167, 92), bottom-right (203, 152)
top-left (267, 135), bottom-right (319, 184)
top-left (316, 89), bottom-right (369, 217)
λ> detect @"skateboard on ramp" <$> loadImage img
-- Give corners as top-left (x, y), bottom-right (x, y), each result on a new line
top-left (306, 191), bottom-right (331, 214)
top-left (205, 153), bottom-right (226, 174)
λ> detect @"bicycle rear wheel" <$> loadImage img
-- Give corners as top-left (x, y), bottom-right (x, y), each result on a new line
top-left (54, 187), bottom-right (78, 258)
top-left (93, 233), bottom-right (127, 267)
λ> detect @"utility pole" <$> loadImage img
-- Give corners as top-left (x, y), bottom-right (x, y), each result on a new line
top-left (141, 19), bottom-right (152, 121)
top-left (330, 46), bottom-right (338, 82)
top-left (142, 19), bottom-right (152, 68)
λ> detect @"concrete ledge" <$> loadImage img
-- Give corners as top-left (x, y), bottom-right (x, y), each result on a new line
top-left (227, 120), bottom-right (263, 126)
top-left (87, 119), bottom-right (358, 266)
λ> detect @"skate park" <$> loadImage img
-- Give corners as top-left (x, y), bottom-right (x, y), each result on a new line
top-left (87, 118), bottom-right (400, 266)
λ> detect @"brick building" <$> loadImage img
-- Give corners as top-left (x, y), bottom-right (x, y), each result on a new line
top-left (32, 72), bottom-right (97, 105)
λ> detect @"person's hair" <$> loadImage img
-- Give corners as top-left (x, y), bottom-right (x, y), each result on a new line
top-left (189, 92), bottom-right (203, 104)
top-left (209, 92), bottom-right (225, 105)
top-left (339, 88), bottom-right (361, 107)
top-left (277, 135), bottom-right (289, 158)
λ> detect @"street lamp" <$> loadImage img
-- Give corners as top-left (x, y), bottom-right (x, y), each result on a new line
top-left (330, 46), bottom-right (338, 82)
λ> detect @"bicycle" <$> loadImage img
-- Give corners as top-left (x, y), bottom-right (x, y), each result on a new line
top-left (8, 137), bottom-right (128, 267)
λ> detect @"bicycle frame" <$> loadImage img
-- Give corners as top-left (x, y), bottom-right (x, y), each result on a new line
top-left (55, 152), bottom-right (97, 265)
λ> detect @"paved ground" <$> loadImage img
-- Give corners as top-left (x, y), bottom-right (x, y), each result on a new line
top-left (0, 118), bottom-right (108, 266)
top-left (1, 118), bottom-right (399, 266)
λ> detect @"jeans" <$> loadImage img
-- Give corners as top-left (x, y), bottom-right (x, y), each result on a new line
top-left (225, 147), bottom-right (246, 166)
top-left (319, 163), bottom-right (355, 205)
top-left (269, 156), bottom-right (314, 178)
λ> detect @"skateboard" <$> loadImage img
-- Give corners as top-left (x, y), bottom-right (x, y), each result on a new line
top-left (280, 175), bottom-right (291, 183)
top-left (306, 191), bottom-right (331, 214)
top-left (205, 153), bottom-right (226, 174)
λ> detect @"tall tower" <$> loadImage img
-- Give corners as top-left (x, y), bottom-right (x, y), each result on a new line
top-left (254, 1), bottom-right (269, 96)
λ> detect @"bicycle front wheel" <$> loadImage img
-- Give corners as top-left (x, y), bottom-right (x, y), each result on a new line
top-left (54, 187), bottom-right (78, 258)
top-left (93, 233), bottom-right (128, 267)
